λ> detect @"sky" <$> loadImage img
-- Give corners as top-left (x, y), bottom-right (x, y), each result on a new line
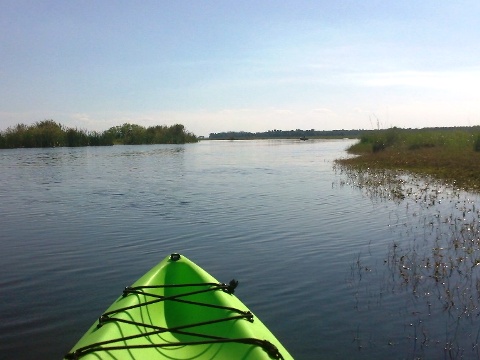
top-left (1, 1), bottom-right (480, 136)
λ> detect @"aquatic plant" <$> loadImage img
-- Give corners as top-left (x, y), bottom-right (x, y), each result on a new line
top-left (339, 164), bottom-right (480, 358)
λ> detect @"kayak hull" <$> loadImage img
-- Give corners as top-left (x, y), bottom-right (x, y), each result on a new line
top-left (65, 254), bottom-right (293, 360)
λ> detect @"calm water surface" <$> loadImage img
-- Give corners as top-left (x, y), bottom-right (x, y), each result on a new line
top-left (1, 139), bottom-right (479, 359)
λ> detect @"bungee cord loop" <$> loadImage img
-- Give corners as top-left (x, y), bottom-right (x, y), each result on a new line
top-left (65, 280), bottom-right (284, 360)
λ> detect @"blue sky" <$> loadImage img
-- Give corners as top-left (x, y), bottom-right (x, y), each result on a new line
top-left (1, 1), bottom-right (480, 136)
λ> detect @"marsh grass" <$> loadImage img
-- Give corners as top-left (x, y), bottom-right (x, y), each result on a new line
top-left (339, 165), bottom-right (480, 359)
top-left (338, 127), bottom-right (480, 192)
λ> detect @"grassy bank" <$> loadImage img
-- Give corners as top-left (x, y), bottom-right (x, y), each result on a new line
top-left (336, 127), bottom-right (480, 191)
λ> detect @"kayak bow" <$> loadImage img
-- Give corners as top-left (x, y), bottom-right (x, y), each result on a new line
top-left (65, 253), bottom-right (293, 359)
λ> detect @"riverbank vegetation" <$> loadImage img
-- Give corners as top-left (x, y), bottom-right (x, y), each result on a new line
top-left (337, 127), bottom-right (480, 192)
top-left (0, 120), bottom-right (198, 148)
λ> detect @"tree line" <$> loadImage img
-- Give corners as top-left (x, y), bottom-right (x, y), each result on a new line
top-left (0, 120), bottom-right (198, 148)
top-left (209, 128), bottom-right (364, 140)
top-left (209, 126), bottom-right (480, 140)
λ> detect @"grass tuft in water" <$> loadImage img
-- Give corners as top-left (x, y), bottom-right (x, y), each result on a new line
top-left (339, 164), bottom-right (480, 359)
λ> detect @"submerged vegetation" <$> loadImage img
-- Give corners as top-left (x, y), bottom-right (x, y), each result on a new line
top-left (336, 126), bottom-right (480, 357)
top-left (337, 127), bottom-right (480, 192)
top-left (0, 120), bottom-right (197, 149)
top-left (338, 166), bottom-right (480, 358)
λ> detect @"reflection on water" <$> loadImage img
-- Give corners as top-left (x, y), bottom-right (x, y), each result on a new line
top-left (339, 164), bottom-right (480, 359)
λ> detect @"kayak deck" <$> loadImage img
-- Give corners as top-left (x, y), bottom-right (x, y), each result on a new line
top-left (65, 254), bottom-right (293, 359)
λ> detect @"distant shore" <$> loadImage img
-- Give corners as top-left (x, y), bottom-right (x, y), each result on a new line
top-left (208, 129), bottom-right (362, 140)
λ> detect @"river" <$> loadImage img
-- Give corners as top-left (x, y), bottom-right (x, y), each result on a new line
top-left (1, 139), bottom-right (479, 359)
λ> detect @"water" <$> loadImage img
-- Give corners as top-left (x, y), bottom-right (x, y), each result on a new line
top-left (1, 139), bottom-right (479, 359)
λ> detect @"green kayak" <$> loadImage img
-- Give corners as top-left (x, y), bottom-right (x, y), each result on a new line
top-left (65, 253), bottom-right (293, 359)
